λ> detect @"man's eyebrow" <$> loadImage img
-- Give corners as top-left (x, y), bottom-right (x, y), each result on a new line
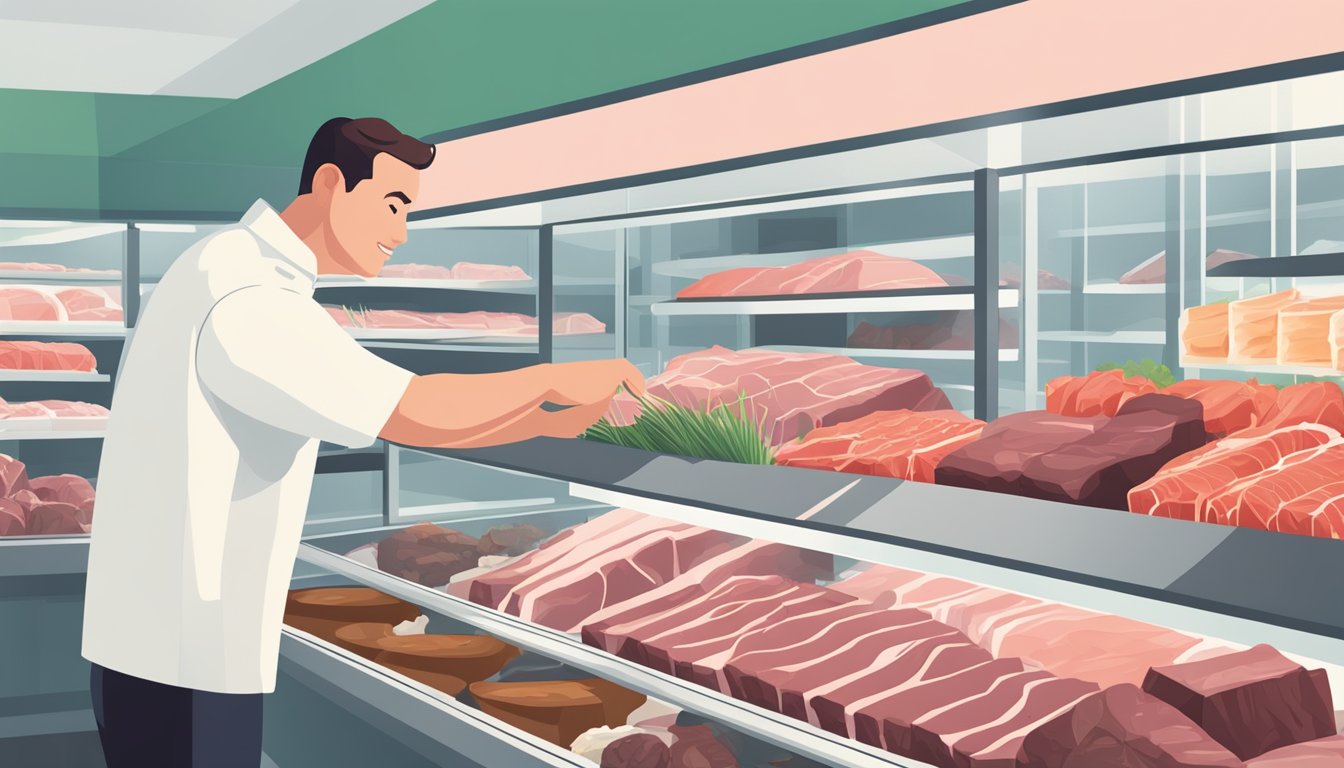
top-left (385, 192), bottom-right (412, 205)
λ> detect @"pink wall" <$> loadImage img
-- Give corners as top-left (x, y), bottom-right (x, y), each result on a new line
top-left (418, 0), bottom-right (1344, 211)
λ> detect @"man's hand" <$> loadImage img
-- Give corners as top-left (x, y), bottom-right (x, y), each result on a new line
top-left (546, 358), bottom-right (647, 406)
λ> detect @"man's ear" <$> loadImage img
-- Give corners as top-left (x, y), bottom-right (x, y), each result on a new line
top-left (314, 163), bottom-right (345, 194)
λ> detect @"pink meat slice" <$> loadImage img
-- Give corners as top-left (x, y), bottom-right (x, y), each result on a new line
top-left (947, 677), bottom-right (1101, 768)
top-left (379, 263), bottom-right (456, 279)
top-left (774, 409), bottom-right (986, 483)
top-left (448, 262), bottom-right (531, 281)
top-left (0, 288), bottom-right (62, 321)
top-left (832, 566), bottom-right (1203, 688)
top-left (56, 288), bottom-right (122, 321)
top-left (868, 659), bottom-right (1030, 753)
top-left (1128, 423), bottom-right (1341, 521)
top-left (610, 577), bottom-right (837, 672)
top-left (810, 638), bottom-right (992, 738)
top-left (580, 540), bottom-right (834, 653)
top-left (0, 341), bottom-right (96, 371)
top-left (607, 346), bottom-right (949, 444)
top-left (1202, 442), bottom-right (1344, 535)
top-left (678, 250), bottom-right (946, 298)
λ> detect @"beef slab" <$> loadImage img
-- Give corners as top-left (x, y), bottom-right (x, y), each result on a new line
top-left (1018, 394), bottom-right (1207, 510)
top-left (934, 411), bottom-right (1106, 496)
top-left (1019, 683), bottom-right (1243, 768)
top-left (378, 522), bottom-right (479, 587)
top-left (604, 346), bottom-right (951, 444)
top-left (1142, 644), bottom-right (1335, 760)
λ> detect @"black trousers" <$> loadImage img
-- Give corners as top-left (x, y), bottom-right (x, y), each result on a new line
top-left (90, 663), bottom-right (263, 768)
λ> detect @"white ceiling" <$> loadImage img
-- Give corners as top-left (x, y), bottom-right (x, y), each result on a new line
top-left (0, 0), bottom-right (434, 97)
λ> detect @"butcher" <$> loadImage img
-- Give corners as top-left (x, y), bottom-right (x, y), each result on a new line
top-left (81, 117), bottom-right (644, 767)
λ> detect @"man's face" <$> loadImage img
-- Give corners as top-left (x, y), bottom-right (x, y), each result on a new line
top-left (326, 153), bottom-right (420, 277)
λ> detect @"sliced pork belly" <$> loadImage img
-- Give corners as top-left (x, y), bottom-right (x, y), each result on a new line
top-left (1201, 441), bottom-right (1344, 534)
top-left (869, 659), bottom-right (1029, 753)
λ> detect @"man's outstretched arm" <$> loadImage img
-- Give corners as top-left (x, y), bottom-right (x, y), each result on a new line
top-left (379, 359), bottom-right (643, 448)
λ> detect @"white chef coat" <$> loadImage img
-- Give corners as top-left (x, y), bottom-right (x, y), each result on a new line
top-left (82, 200), bottom-right (414, 694)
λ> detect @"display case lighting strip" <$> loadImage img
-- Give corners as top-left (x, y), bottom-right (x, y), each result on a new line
top-left (561, 484), bottom-right (1344, 670)
top-left (133, 223), bottom-right (199, 233)
top-left (296, 544), bottom-right (919, 768)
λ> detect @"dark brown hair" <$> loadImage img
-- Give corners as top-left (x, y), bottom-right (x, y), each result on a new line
top-left (298, 117), bottom-right (435, 195)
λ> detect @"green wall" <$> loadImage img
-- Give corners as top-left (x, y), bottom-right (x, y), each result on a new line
top-left (5, 0), bottom-right (973, 217)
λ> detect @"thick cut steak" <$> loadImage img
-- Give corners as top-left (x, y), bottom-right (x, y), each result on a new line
top-left (1018, 394), bottom-right (1207, 510)
top-left (1019, 683), bottom-right (1243, 768)
top-left (935, 411), bottom-right (1106, 496)
top-left (1143, 644), bottom-right (1335, 760)
top-left (774, 409), bottom-right (985, 482)
top-left (606, 346), bottom-right (951, 444)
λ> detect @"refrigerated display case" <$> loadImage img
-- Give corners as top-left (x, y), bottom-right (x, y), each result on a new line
top-left (293, 444), bottom-right (1344, 768)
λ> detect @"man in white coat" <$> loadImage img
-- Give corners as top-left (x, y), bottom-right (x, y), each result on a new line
top-left (81, 117), bottom-right (644, 767)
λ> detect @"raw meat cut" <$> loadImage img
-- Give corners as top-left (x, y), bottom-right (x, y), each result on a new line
top-left (55, 287), bottom-right (122, 322)
top-left (1120, 249), bottom-right (1257, 285)
top-left (582, 540), bottom-right (834, 653)
top-left (905, 670), bottom-right (1099, 768)
top-left (854, 658), bottom-right (1027, 751)
top-left (476, 523), bottom-right (547, 556)
top-left (1018, 683), bottom-right (1243, 768)
top-left (1200, 438), bottom-right (1344, 534)
top-left (25, 501), bottom-right (90, 535)
top-left (1162, 378), bottom-right (1277, 437)
top-left (774, 409), bottom-right (986, 483)
top-left (594, 576), bottom-right (850, 680)
top-left (1045, 370), bottom-right (1158, 418)
top-left (1230, 289), bottom-right (1301, 362)
top-left (378, 523), bottom-right (480, 586)
top-left (677, 250), bottom-right (947, 299)
top-left (571, 725), bottom-right (673, 763)
top-left (28, 474), bottom-right (95, 512)
top-left (723, 605), bottom-right (975, 718)
top-left (809, 637), bottom-right (992, 737)
top-left (357, 629), bottom-right (518, 691)
top-left (1143, 644), bottom-right (1335, 760)
top-left (1129, 423), bottom-right (1342, 522)
top-left (1260, 382), bottom-right (1344, 433)
top-left (606, 346), bottom-right (951, 445)
top-left (0, 454), bottom-right (30, 497)
top-left (1248, 734), bottom-right (1344, 766)
top-left (468, 679), bottom-right (646, 748)
top-left (1120, 251), bottom-right (1167, 285)
top-left (0, 261), bottom-right (118, 275)
top-left (1018, 394), bottom-right (1207, 510)
top-left (379, 262), bottom-right (531, 281)
top-left (667, 725), bottom-right (737, 768)
top-left (469, 509), bottom-right (746, 632)
top-left (0, 498), bottom-right (25, 536)
top-left (830, 565), bottom-right (1204, 690)
top-left (601, 733), bottom-right (671, 768)
top-left (1277, 296), bottom-right (1344, 366)
top-left (935, 411), bottom-right (1106, 497)
top-left (0, 287), bottom-right (61, 321)
top-left (0, 400), bottom-right (109, 428)
top-left (325, 305), bottom-right (604, 336)
top-left (0, 341), bottom-right (96, 371)
top-left (847, 314), bottom-right (1018, 351)
top-left (1181, 303), bottom-right (1231, 362)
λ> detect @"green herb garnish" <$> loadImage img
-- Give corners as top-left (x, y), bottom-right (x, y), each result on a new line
top-left (1095, 359), bottom-right (1176, 388)
top-left (583, 391), bottom-right (775, 465)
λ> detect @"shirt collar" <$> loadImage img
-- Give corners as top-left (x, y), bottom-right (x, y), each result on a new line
top-left (240, 200), bottom-right (318, 285)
